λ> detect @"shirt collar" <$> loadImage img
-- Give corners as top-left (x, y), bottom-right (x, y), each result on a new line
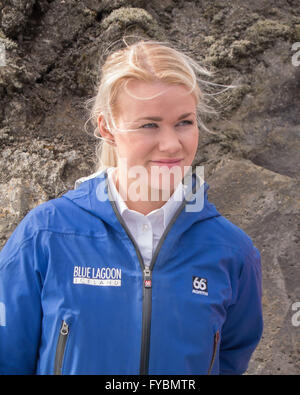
top-left (106, 167), bottom-right (185, 228)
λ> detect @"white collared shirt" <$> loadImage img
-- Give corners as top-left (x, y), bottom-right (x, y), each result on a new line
top-left (106, 167), bottom-right (186, 267)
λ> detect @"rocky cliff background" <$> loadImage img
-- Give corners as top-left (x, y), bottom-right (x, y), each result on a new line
top-left (0, 0), bottom-right (299, 374)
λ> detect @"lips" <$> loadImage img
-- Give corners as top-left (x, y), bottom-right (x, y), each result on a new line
top-left (151, 158), bottom-right (183, 163)
top-left (150, 159), bottom-right (183, 168)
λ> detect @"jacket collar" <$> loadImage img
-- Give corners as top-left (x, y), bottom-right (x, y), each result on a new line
top-left (62, 168), bottom-right (221, 234)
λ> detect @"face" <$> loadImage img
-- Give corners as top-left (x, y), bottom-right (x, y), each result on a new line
top-left (99, 80), bottom-right (199, 201)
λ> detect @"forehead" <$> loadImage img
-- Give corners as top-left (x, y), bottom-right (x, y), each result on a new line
top-left (116, 80), bottom-right (196, 122)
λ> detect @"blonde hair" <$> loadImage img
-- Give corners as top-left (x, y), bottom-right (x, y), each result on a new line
top-left (84, 37), bottom-right (236, 173)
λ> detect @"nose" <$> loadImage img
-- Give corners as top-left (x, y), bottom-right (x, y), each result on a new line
top-left (157, 126), bottom-right (182, 154)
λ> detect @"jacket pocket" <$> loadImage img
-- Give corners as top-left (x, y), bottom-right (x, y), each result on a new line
top-left (54, 320), bottom-right (70, 375)
top-left (207, 330), bottom-right (220, 375)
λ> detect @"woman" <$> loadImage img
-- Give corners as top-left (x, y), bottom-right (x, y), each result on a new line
top-left (0, 40), bottom-right (263, 375)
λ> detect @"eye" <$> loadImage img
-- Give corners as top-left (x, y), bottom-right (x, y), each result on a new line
top-left (140, 123), bottom-right (158, 129)
top-left (177, 120), bottom-right (194, 127)
top-left (139, 120), bottom-right (194, 130)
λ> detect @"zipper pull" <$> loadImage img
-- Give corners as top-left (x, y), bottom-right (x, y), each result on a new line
top-left (208, 330), bottom-right (220, 375)
top-left (60, 321), bottom-right (69, 336)
top-left (144, 268), bottom-right (152, 289)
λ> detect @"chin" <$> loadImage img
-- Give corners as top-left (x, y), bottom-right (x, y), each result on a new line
top-left (148, 174), bottom-right (182, 199)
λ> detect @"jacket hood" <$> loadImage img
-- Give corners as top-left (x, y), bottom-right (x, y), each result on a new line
top-left (62, 168), bottom-right (221, 234)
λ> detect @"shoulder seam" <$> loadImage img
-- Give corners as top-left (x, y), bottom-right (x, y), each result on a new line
top-left (0, 233), bottom-right (37, 271)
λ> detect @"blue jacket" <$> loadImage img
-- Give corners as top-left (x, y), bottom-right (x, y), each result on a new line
top-left (0, 169), bottom-right (263, 375)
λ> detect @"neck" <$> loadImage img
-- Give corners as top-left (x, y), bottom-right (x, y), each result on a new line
top-left (113, 168), bottom-right (178, 215)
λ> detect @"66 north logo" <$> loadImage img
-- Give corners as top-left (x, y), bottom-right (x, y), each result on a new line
top-left (192, 276), bottom-right (208, 296)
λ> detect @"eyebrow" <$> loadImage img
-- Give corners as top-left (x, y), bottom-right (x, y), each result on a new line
top-left (134, 112), bottom-right (195, 122)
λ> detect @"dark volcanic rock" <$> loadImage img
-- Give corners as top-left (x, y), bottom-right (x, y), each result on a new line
top-left (0, 0), bottom-right (299, 374)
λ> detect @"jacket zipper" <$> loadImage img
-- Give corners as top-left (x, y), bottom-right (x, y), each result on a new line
top-left (139, 267), bottom-right (152, 374)
top-left (54, 320), bottom-right (69, 375)
top-left (207, 330), bottom-right (220, 375)
top-left (105, 169), bottom-right (198, 375)
top-left (108, 202), bottom-right (186, 374)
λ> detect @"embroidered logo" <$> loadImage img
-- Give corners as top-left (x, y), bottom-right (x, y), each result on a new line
top-left (73, 266), bottom-right (121, 287)
top-left (192, 276), bottom-right (208, 296)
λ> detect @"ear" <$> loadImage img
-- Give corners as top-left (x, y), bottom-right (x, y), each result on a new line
top-left (97, 114), bottom-right (115, 142)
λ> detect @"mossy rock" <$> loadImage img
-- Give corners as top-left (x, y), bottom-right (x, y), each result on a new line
top-left (0, 29), bottom-right (18, 50)
top-left (246, 19), bottom-right (292, 45)
top-left (101, 7), bottom-right (166, 40)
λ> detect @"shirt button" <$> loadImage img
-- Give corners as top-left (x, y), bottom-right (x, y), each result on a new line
top-left (142, 224), bottom-right (149, 231)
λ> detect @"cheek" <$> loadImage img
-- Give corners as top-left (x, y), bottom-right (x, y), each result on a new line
top-left (185, 130), bottom-right (199, 155)
top-left (115, 135), bottom-right (151, 162)
top-left (115, 135), bottom-right (133, 154)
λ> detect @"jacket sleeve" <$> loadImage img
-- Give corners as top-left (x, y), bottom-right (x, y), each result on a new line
top-left (219, 245), bottom-right (263, 375)
top-left (0, 218), bottom-right (43, 375)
